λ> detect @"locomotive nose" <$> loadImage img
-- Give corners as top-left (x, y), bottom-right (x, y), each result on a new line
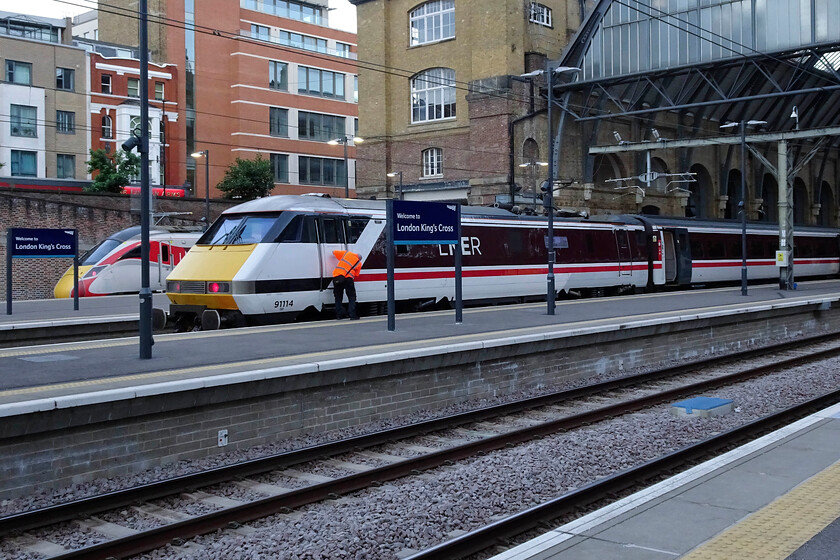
top-left (53, 266), bottom-right (92, 298)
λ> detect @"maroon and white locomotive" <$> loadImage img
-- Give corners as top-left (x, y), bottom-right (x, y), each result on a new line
top-left (164, 195), bottom-right (840, 328)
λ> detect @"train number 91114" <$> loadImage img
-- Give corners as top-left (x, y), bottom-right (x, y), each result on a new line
top-left (274, 300), bottom-right (294, 309)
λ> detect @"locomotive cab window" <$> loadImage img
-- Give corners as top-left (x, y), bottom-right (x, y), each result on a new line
top-left (200, 214), bottom-right (284, 245)
top-left (320, 217), bottom-right (345, 243)
top-left (274, 214), bottom-right (318, 243)
top-left (122, 246), bottom-right (142, 259)
top-left (80, 238), bottom-right (122, 265)
top-left (345, 217), bottom-right (370, 243)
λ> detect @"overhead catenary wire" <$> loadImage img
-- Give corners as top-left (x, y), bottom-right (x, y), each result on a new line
top-left (25, 0), bottom-right (839, 176)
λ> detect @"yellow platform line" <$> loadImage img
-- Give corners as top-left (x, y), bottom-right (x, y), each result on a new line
top-left (682, 460), bottom-right (840, 559)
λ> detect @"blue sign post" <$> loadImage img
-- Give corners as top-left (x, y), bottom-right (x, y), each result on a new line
top-left (386, 200), bottom-right (462, 331)
top-left (6, 228), bottom-right (79, 314)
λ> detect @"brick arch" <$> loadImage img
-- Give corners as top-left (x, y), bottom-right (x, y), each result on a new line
top-left (592, 154), bottom-right (625, 186)
top-left (793, 177), bottom-right (808, 225)
top-left (522, 138), bottom-right (540, 162)
top-left (818, 181), bottom-right (834, 226)
top-left (687, 163), bottom-right (712, 218)
top-left (725, 169), bottom-right (743, 219)
top-left (760, 173), bottom-right (778, 222)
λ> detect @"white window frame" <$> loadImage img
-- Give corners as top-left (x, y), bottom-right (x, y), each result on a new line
top-left (56, 67), bottom-right (75, 91)
top-left (56, 110), bottom-right (75, 134)
top-left (127, 78), bottom-right (140, 98)
top-left (101, 74), bottom-right (112, 94)
top-left (102, 115), bottom-right (113, 139)
top-left (529, 3), bottom-right (552, 27)
top-left (56, 154), bottom-right (75, 179)
top-left (411, 68), bottom-right (456, 123)
top-left (10, 150), bottom-right (37, 177)
top-left (422, 147), bottom-right (443, 178)
top-left (10, 105), bottom-right (37, 138)
top-left (410, 0), bottom-right (455, 46)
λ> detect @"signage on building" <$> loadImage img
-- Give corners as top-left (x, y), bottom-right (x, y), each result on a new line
top-left (392, 200), bottom-right (459, 245)
top-left (8, 228), bottom-right (77, 258)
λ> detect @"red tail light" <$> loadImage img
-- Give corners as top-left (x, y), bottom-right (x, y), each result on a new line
top-left (208, 282), bottom-right (221, 293)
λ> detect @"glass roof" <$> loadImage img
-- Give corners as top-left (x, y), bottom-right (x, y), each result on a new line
top-left (579, 0), bottom-right (840, 81)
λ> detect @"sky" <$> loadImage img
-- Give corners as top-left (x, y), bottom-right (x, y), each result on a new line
top-left (15, 0), bottom-right (358, 32)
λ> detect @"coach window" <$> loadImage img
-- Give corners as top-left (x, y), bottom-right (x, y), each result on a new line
top-left (345, 217), bottom-right (369, 243)
top-left (690, 238), bottom-right (704, 259)
top-left (725, 237), bottom-right (740, 259)
top-left (748, 238), bottom-right (763, 259)
top-left (320, 217), bottom-right (345, 243)
top-left (161, 244), bottom-right (170, 263)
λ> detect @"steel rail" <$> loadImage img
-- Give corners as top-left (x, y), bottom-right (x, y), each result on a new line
top-left (39, 339), bottom-right (840, 559)
top-left (2, 331), bottom-right (835, 537)
top-left (406, 389), bottom-right (840, 560)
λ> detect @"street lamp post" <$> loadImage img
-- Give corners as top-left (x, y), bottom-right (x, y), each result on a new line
top-left (191, 150), bottom-right (209, 230)
top-left (387, 171), bottom-right (403, 200)
top-left (540, 63), bottom-right (581, 316)
top-left (518, 161), bottom-right (548, 213)
top-left (720, 119), bottom-right (766, 296)
top-left (328, 135), bottom-right (364, 198)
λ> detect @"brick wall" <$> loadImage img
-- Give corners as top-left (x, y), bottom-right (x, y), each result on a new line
top-left (1, 303), bottom-right (836, 498)
top-left (0, 189), bottom-right (235, 300)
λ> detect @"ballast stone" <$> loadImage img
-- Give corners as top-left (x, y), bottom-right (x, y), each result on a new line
top-left (671, 396), bottom-right (734, 418)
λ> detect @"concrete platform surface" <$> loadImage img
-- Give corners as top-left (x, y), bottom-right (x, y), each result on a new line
top-left (1, 280), bottom-right (839, 413)
top-left (489, 403), bottom-right (840, 560)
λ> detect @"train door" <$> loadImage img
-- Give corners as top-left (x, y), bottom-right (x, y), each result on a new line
top-left (616, 229), bottom-right (633, 276)
top-left (318, 215), bottom-right (347, 291)
top-left (662, 231), bottom-right (677, 282)
top-left (662, 228), bottom-right (692, 285)
top-left (156, 242), bottom-right (171, 286)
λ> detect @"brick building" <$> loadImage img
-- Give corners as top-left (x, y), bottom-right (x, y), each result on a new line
top-left (83, 48), bottom-right (181, 187)
top-left (349, 0), bottom-right (582, 204)
top-left (99, 0), bottom-right (360, 198)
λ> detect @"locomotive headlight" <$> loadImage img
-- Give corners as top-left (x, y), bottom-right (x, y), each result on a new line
top-left (206, 281), bottom-right (231, 293)
top-left (166, 280), bottom-right (181, 293)
top-left (83, 265), bottom-right (107, 279)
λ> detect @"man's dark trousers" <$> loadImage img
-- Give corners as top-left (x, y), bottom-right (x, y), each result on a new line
top-left (334, 276), bottom-right (358, 319)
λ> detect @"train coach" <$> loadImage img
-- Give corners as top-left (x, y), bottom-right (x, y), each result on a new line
top-left (54, 226), bottom-right (201, 298)
top-left (163, 195), bottom-right (840, 330)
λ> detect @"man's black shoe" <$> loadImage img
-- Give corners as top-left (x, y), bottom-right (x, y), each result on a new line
top-left (350, 316), bottom-right (360, 320)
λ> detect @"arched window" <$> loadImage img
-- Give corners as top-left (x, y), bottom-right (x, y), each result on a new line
top-left (101, 115), bottom-right (112, 139)
top-left (411, 68), bottom-right (456, 123)
top-left (422, 147), bottom-right (443, 177)
top-left (410, 0), bottom-right (455, 46)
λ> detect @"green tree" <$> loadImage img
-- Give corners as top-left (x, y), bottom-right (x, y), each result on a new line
top-left (217, 155), bottom-right (274, 200)
top-left (85, 148), bottom-right (141, 193)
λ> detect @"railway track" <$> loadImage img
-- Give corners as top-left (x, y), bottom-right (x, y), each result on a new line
top-left (2, 334), bottom-right (840, 559)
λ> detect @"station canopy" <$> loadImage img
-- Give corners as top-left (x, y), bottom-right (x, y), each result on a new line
top-left (556, 0), bottom-right (840, 139)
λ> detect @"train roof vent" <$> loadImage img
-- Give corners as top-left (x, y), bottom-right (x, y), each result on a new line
top-left (302, 193), bottom-right (331, 198)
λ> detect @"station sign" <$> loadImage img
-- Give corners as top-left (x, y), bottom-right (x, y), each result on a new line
top-left (9, 228), bottom-right (77, 258)
top-left (392, 200), bottom-right (459, 245)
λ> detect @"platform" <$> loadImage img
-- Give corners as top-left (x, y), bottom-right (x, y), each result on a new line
top-left (1, 280), bottom-right (839, 498)
top-left (490, 402), bottom-right (840, 560)
top-left (2, 280), bottom-right (839, 404)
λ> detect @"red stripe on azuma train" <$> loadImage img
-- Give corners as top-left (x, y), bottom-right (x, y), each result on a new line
top-left (360, 263), bottom-right (656, 282)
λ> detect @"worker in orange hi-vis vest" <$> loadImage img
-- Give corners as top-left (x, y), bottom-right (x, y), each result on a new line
top-left (331, 250), bottom-right (362, 320)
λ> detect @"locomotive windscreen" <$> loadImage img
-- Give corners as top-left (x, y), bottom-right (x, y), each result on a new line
top-left (79, 238), bottom-right (123, 265)
top-left (198, 213), bottom-right (289, 245)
